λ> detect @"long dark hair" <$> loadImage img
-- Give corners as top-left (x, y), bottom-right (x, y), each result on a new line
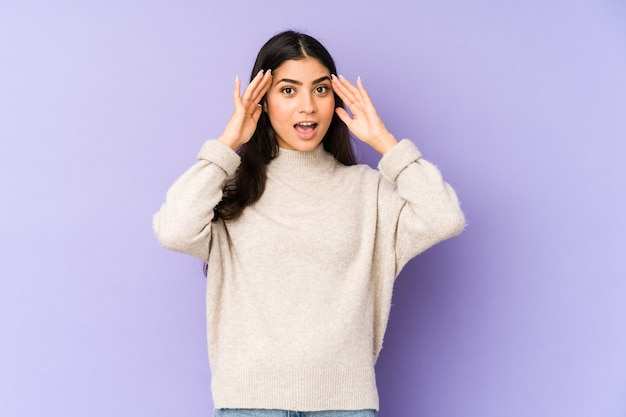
top-left (213, 30), bottom-right (356, 221)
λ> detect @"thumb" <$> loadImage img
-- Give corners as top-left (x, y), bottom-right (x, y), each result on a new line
top-left (335, 107), bottom-right (352, 126)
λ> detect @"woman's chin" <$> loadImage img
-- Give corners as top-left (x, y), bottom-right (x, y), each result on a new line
top-left (277, 136), bottom-right (324, 152)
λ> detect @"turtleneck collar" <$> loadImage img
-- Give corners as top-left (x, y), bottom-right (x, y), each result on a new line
top-left (267, 144), bottom-right (338, 180)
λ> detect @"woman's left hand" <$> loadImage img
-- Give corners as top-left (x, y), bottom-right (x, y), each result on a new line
top-left (331, 75), bottom-right (398, 155)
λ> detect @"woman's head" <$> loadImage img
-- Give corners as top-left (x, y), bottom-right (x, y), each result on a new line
top-left (249, 30), bottom-right (353, 158)
top-left (214, 30), bottom-right (355, 221)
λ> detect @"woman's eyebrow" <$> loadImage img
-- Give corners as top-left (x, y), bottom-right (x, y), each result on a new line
top-left (276, 78), bottom-right (302, 85)
top-left (313, 75), bottom-right (332, 84)
top-left (276, 76), bottom-right (331, 85)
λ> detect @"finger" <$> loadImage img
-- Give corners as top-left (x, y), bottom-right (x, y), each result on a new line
top-left (344, 75), bottom-right (378, 117)
top-left (247, 105), bottom-right (261, 125)
top-left (242, 69), bottom-right (270, 104)
top-left (337, 75), bottom-right (362, 103)
top-left (244, 69), bottom-right (273, 106)
top-left (250, 69), bottom-right (272, 104)
top-left (355, 76), bottom-right (373, 105)
top-left (335, 107), bottom-right (353, 126)
top-left (333, 75), bottom-right (365, 114)
top-left (233, 75), bottom-right (242, 103)
top-left (331, 74), bottom-right (355, 104)
top-left (241, 69), bottom-right (266, 102)
top-left (356, 78), bottom-right (381, 118)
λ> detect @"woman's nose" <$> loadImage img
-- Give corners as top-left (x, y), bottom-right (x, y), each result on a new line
top-left (299, 93), bottom-right (316, 114)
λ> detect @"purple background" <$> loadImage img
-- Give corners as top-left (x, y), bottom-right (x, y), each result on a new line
top-left (1, 1), bottom-right (625, 416)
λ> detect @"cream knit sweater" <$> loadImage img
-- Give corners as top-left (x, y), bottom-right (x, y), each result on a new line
top-left (153, 138), bottom-right (464, 411)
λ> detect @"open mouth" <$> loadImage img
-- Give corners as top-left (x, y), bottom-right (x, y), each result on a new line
top-left (294, 122), bottom-right (319, 140)
top-left (294, 122), bottom-right (318, 132)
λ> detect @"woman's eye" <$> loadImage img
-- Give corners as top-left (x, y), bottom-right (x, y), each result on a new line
top-left (315, 85), bottom-right (330, 94)
top-left (281, 87), bottom-right (295, 95)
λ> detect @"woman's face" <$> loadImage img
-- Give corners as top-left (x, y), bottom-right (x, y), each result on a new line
top-left (265, 57), bottom-right (335, 152)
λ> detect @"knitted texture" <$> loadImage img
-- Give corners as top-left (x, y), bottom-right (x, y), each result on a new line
top-left (153, 139), bottom-right (465, 411)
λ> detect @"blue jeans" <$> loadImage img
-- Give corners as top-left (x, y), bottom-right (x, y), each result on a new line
top-left (214, 410), bottom-right (377, 417)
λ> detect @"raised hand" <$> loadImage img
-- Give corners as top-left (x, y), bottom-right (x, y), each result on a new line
top-left (331, 75), bottom-right (398, 155)
top-left (218, 69), bottom-right (273, 150)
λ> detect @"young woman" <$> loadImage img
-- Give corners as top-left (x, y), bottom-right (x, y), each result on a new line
top-left (153, 30), bottom-right (465, 417)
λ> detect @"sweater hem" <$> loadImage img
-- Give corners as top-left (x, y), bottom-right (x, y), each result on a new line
top-left (211, 366), bottom-right (379, 412)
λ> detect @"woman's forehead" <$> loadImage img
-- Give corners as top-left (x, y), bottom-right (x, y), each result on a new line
top-left (271, 58), bottom-right (330, 83)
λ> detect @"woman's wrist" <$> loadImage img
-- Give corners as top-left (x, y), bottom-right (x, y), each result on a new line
top-left (371, 132), bottom-right (398, 155)
top-left (218, 135), bottom-right (241, 150)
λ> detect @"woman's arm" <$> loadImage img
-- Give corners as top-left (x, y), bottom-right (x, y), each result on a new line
top-left (152, 140), bottom-right (240, 260)
top-left (377, 139), bottom-right (465, 272)
top-left (332, 75), bottom-right (464, 271)
top-left (153, 71), bottom-right (272, 259)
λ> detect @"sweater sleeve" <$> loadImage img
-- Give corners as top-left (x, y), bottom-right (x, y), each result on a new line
top-left (376, 139), bottom-right (465, 274)
top-left (152, 139), bottom-right (241, 260)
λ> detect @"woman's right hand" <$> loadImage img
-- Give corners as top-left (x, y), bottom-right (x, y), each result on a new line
top-left (218, 69), bottom-right (273, 150)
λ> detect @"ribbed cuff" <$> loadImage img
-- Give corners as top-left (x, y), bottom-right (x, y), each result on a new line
top-left (197, 139), bottom-right (241, 176)
top-left (212, 366), bottom-right (379, 412)
top-left (377, 139), bottom-right (422, 182)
